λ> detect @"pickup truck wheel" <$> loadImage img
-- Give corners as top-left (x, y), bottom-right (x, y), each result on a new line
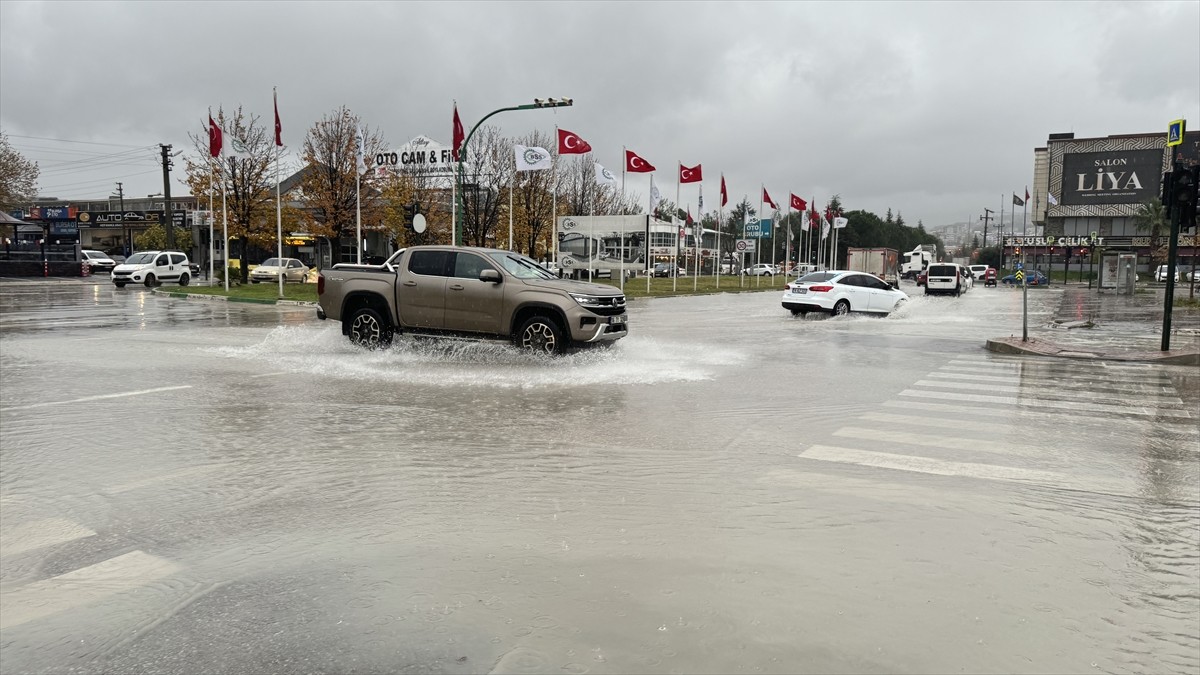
top-left (348, 307), bottom-right (393, 349)
top-left (516, 316), bottom-right (563, 355)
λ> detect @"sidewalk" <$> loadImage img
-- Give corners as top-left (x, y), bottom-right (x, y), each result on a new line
top-left (987, 284), bottom-right (1200, 365)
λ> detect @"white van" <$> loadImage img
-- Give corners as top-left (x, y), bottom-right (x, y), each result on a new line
top-left (925, 263), bottom-right (968, 296)
top-left (111, 250), bottom-right (194, 288)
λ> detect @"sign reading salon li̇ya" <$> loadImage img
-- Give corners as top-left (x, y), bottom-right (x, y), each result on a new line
top-left (1059, 149), bottom-right (1163, 206)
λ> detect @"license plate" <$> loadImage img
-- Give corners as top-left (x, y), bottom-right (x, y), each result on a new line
top-left (795, 288), bottom-right (807, 294)
top-left (609, 315), bottom-right (626, 325)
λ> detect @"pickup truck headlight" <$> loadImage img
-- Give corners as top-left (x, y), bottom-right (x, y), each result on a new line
top-left (569, 293), bottom-right (608, 309)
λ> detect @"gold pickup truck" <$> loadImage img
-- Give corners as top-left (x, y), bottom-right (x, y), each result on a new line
top-left (316, 246), bottom-right (628, 354)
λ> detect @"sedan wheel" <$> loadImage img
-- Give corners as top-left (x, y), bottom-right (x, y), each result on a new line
top-left (832, 300), bottom-right (850, 316)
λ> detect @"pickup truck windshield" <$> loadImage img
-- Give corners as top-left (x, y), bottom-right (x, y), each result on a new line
top-left (484, 252), bottom-right (556, 279)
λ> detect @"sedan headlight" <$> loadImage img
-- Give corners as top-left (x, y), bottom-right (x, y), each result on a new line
top-left (569, 293), bottom-right (608, 309)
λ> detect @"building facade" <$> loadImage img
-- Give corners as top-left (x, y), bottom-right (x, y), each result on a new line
top-left (1025, 130), bottom-right (1199, 272)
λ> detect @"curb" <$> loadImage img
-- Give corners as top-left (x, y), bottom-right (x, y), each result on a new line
top-left (151, 288), bottom-right (316, 307)
top-left (985, 337), bottom-right (1200, 366)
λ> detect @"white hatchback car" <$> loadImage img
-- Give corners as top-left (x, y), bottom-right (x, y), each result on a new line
top-left (968, 264), bottom-right (991, 280)
top-left (111, 251), bottom-right (194, 288)
top-left (81, 250), bottom-right (117, 274)
top-left (782, 270), bottom-right (908, 317)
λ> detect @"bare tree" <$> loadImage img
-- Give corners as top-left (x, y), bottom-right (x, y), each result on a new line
top-left (458, 125), bottom-right (512, 247)
top-left (0, 131), bottom-right (39, 241)
top-left (294, 106), bottom-right (387, 263)
top-left (184, 106), bottom-right (275, 282)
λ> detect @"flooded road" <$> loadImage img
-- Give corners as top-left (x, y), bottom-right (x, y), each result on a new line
top-left (2, 279), bottom-right (1198, 674)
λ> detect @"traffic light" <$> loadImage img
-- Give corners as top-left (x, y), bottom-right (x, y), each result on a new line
top-left (1173, 166), bottom-right (1197, 208)
top-left (403, 201), bottom-right (421, 229)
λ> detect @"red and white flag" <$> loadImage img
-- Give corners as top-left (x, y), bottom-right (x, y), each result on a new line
top-left (790, 194), bottom-right (806, 211)
top-left (273, 90), bottom-right (282, 147)
top-left (720, 175), bottom-right (728, 207)
top-left (679, 163), bottom-right (702, 183)
top-left (208, 113), bottom-right (222, 158)
top-left (625, 150), bottom-right (655, 173)
top-left (558, 128), bottom-right (591, 154)
top-left (762, 188), bottom-right (777, 210)
top-left (452, 104), bottom-right (464, 161)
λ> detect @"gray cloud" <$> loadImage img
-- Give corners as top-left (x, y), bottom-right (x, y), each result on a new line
top-left (2, 0), bottom-right (1196, 230)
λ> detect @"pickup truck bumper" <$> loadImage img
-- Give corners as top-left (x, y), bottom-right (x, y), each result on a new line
top-left (573, 313), bottom-right (627, 343)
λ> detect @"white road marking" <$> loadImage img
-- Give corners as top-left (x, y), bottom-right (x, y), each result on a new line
top-left (937, 364), bottom-right (1173, 385)
top-left (850, 413), bottom-right (1014, 437)
top-left (1, 518), bottom-right (96, 559)
top-left (798, 445), bottom-right (1127, 494)
top-left (0, 550), bottom-right (181, 630)
top-left (898, 388), bottom-right (1193, 418)
top-left (913, 379), bottom-right (1184, 402)
top-left (3, 386), bottom-right (192, 410)
top-left (883, 399), bottom-right (1200, 431)
top-left (925, 371), bottom-right (1176, 392)
top-left (250, 372), bottom-right (289, 379)
top-left (834, 426), bottom-right (1025, 456)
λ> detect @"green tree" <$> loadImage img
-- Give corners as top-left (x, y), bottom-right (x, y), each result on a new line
top-left (135, 223), bottom-right (192, 252)
top-left (895, 211), bottom-right (905, 228)
top-left (0, 131), bottom-right (39, 241)
top-left (885, 208), bottom-right (893, 224)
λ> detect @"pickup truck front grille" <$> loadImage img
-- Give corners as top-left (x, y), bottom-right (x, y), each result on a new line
top-left (588, 296), bottom-right (626, 316)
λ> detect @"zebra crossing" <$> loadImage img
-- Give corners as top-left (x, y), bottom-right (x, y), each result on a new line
top-left (797, 354), bottom-right (1198, 496)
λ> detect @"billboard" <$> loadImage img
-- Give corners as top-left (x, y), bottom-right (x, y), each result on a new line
top-left (374, 135), bottom-right (455, 176)
top-left (557, 215), bottom-right (650, 272)
top-left (1060, 149), bottom-right (1163, 205)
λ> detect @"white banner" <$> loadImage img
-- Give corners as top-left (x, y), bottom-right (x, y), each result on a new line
top-left (373, 135), bottom-right (456, 175)
top-left (515, 144), bottom-right (552, 172)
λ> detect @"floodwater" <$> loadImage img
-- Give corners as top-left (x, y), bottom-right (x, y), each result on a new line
top-left (1, 279), bottom-right (1198, 674)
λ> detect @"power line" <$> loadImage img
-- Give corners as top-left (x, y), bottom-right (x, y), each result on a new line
top-left (6, 133), bottom-right (150, 148)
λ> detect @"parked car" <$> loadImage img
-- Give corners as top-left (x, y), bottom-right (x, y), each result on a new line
top-left (80, 250), bottom-right (116, 273)
top-left (916, 270), bottom-right (928, 286)
top-left (1155, 265), bottom-right (1197, 282)
top-left (652, 262), bottom-right (683, 277)
top-left (250, 257), bottom-right (309, 284)
top-left (742, 263), bottom-right (776, 277)
top-left (1000, 270), bottom-right (1050, 286)
top-left (111, 251), bottom-right (194, 288)
top-left (782, 270), bottom-right (908, 317)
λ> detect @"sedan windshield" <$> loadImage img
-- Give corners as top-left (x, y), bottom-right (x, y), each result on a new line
top-left (260, 258), bottom-right (281, 267)
top-left (485, 252), bottom-right (556, 279)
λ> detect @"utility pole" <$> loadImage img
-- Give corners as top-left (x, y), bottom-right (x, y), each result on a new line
top-left (115, 182), bottom-right (127, 254)
top-left (981, 208), bottom-right (993, 250)
top-left (160, 144), bottom-right (175, 249)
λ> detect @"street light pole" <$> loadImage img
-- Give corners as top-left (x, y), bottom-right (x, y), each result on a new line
top-left (455, 97), bottom-right (573, 247)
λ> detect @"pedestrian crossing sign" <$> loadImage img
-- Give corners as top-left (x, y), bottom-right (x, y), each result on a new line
top-left (1167, 119), bottom-right (1185, 147)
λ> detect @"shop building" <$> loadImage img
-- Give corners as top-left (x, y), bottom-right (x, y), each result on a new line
top-left (1025, 130), bottom-right (1199, 272)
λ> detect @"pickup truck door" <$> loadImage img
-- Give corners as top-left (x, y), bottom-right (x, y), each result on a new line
top-left (443, 252), bottom-right (505, 334)
top-left (398, 250), bottom-right (451, 329)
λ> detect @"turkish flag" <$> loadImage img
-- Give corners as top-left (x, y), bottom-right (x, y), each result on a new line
top-left (558, 128), bottom-right (592, 154)
top-left (763, 188), bottom-right (777, 209)
top-left (625, 150), bottom-right (654, 173)
top-left (679, 163), bottom-right (702, 183)
top-left (686, 208), bottom-right (693, 225)
top-left (720, 175), bottom-right (728, 207)
top-left (208, 114), bottom-right (222, 158)
top-left (452, 104), bottom-right (465, 161)
top-left (273, 90), bottom-right (282, 147)
top-left (790, 194), bottom-right (807, 211)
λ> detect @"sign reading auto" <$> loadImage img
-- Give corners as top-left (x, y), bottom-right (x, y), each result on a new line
top-left (374, 135), bottom-right (454, 174)
top-left (1060, 149), bottom-right (1162, 205)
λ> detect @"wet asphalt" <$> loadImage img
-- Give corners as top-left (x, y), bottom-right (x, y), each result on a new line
top-left (1, 278), bottom-right (1197, 674)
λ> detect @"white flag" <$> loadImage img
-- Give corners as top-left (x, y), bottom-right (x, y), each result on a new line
top-left (1047, 192), bottom-right (1058, 206)
top-left (595, 162), bottom-right (617, 186)
top-left (650, 178), bottom-right (662, 211)
top-left (222, 127), bottom-right (251, 159)
top-left (821, 217), bottom-right (831, 240)
top-left (698, 185), bottom-right (704, 212)
top-left (800, 210), bottom-right (810, 231)
top-left (515, 144), bottom-right (551, 172)
top-left (833, 216), bottom-right (848, 229)
top-left (355, 126), bottom-right (366, 174)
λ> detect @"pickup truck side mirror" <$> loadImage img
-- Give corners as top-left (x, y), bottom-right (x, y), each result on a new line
top-left (479, 269), bottom-right (502, 284)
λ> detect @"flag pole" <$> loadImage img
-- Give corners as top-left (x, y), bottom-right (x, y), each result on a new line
top-left (275, 89), bottom-right (283, 299)
top-left (619, 147), bottom-right (625, 292)
top-left (716, 197), bottom-right (722, 290)
top-left (741, 194), bottom-right (747, 288)
top-left (674, 163), bottom-right (680, 293)
top-left (786, 203), bottom-right (792, 279)
top-left (355, 158), bottom-right (362, 265)
top-left (1022, 187), bottom-right (1028, 237)
top-left (208, 154), bottom-right (214, 286)
top-left (769, 196), bottom-right (777, 287)
top-left (552, 126), bottom-right (558, 271)
top-left (222, 158), bottom-right (229, 292)
top-left (756, 187), bottom-right (764, 288)
top-left (693, 185), bottom-right (700, 292)
top-left (508, 169), bottom-right (514, 251)
top-left (646, 174), bottom-right (652, 294)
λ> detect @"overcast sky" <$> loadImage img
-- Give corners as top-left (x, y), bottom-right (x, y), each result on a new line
top-left (2, 0), bottom-right (1197, 229)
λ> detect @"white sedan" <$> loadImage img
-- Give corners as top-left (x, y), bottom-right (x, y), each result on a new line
top-left (782, 270), bottom-right (908, 317)
top-left (250, 257), bottom-right (309, 283)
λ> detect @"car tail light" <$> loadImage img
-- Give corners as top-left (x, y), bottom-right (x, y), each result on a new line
top-left (808, 285), bottom-right (834, 292)
top-left (317, 273), bottom-right (325, 295)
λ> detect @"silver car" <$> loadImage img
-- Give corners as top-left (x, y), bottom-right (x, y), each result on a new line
top-left (250, 257), bottom-right (309, 284)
